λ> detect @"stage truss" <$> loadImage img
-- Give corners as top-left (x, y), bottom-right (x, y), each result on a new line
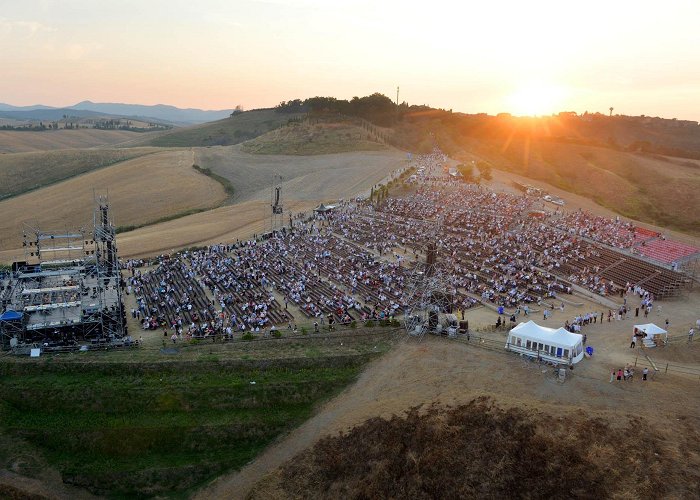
top-left (402, 218), bottom-right (456, 340)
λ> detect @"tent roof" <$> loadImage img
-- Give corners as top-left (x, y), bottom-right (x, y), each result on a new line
top-left (510, 320), bottom-right (583, 346)
top-left (0, 310), bottom-right (23, 321)
top-left (634, 323), bottom-right (667, 335)
top-left (314, 203), bottom-right (332, 212)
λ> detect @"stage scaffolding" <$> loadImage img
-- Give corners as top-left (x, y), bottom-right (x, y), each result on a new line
top-left (0, 195), bottom-right (126, 352)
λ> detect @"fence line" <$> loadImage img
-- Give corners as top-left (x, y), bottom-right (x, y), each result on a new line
top-left (633, 354), bottom-right (700, 380)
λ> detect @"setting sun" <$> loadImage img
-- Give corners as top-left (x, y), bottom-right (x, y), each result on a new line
top-left (507, 82), bottom-right (569, 116)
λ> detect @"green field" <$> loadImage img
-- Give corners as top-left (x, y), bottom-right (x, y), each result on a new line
top-left (0, 147), bottom-right (158, 201)
top-left (148, 109), bottom-right (304, 147)
top-left (0, 355), bottom-right (375, 497)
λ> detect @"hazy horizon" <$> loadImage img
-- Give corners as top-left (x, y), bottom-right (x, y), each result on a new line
top-left (2, 0), bottom-right (699, 121)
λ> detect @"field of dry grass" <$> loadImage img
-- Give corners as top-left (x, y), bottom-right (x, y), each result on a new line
top-left (0, 147), bottom-right (160, 200)
top-left (241, 120), bottom-right (387, 155)
top-left (0, 129), bottom-right (158, 153)
top-left (0, 150), bottom-right (225, 261)
top-left (195, 145), bottom-right (405, 203)
top-left (269, 397), bottom-right (698, 499)
top-left (462, 139), bottom-right (700, 235)
top-left (115, 146), bottom-right (406, 256)
top-left (0, 145), bottom-right (405, 263)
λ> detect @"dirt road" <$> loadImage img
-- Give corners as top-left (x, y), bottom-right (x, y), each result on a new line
top-left (197, 309), bottom-right (700, 499)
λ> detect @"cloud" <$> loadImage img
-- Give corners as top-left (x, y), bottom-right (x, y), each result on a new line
top-left (0, 17), bottom-right (55, 38)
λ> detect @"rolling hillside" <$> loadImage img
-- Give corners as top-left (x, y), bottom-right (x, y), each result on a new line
top-left (147, 109), bottom-right (303, 147)
top-left (194, 146), bottom-right (404, 203)
top-left (0, 150), bottom-right (226, 255)
top-left (459, 139), bottom-right (700, 234)
top-left (0, 129), bottom-right (158, 153)
top-left (0, 147), bottom-right (160, 200)
top-left (241, 119), bottom-right (387, 155)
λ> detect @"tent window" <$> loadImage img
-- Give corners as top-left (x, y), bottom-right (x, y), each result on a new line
top-left (564, 349), bottom-right (570, 358)
top-left (550, 345), bottom-right (556, 355)
top-left (516, 337), bottom-right (522, 347)
top-left (538, 342), bottom-right (544, 351)
top-left (526, 340), bottom-right (532, 349)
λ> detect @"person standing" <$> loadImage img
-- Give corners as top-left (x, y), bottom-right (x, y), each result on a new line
top-left (610, 369), bottom-right (615, 383)
top-left (642, 367), bottom-right (648, 381)
top-left (617, 368), bottom-right (623, 381)
top-left (630, 335), bottom-right (637, 348)
top-left (689, 328), bottom-right (695, 343)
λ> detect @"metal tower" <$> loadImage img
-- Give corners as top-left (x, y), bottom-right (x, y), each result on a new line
top-left (270, 174), bottom-right (284, 233)
top-left (91, 194), bottom-right (125, 340)
top-left (402, 218), bottom-right (455, 340)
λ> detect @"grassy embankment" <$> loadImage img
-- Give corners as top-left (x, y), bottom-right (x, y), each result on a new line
top-left (149, 109), bottom-right (304, 148)
top-left (0, 353), bottom-right (379, 498)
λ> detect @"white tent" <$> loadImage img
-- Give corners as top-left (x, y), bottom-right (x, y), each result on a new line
top-left (505, 320), bottom-right (585, 364)
top-left (634, 323), bottom-right (666, 336)
top-left (634, 323), bottom-right (668, 346)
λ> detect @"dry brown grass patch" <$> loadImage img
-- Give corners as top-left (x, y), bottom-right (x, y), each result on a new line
top-left (267, 397), bottom-right (699, 500)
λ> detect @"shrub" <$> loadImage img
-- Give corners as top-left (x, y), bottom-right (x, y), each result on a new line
top-left (301, 327), bottom-right (308, 335)
top-left (364, 320), bottom-right (375, 328)
top-left (241, 333), bottom-right (255, 341)
top-left (350, 320), bottom-right (357, 329)
top-left (272, 330), bottom-right (282, 338)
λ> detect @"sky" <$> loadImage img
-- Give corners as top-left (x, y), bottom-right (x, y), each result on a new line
top-left (1, 0), bottom-right (699, 120)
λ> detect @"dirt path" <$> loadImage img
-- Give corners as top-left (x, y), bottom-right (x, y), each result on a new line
top-left (196, 317), bottom-right (700, 499)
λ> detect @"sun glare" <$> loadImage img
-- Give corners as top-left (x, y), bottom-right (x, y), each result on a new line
top-left (507, 82), bottom-right (568, 117)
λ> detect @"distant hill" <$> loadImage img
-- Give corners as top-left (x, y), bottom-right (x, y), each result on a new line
top-left (0, 103), bottom-right (56, 111)
top-left (69, 101), bottom-right (233, 124)
top-left (0, 108), bottom-right (107, 121)
top-left (0, 101), bottom-right (234, 125)
top-left (147, 109), bottom-right (303, 147)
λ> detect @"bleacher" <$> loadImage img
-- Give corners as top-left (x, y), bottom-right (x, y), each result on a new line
top-left (636, 239), bottom-right (700, 265)
top-left (568, 246), bottom-right (688, 299)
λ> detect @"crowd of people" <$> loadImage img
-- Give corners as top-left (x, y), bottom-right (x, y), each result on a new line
top-left (127, 149), bottom-right (690, 341)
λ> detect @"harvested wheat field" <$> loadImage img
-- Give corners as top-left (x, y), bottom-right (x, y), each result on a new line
top-left (0, 129), bottom-right (158, 153)
top-left (115, 200), bottom-right (312, 258)
top-left (0, 147), bottom-right (160, 200)
top-left (0, 150), bottom-right (225, 261)
top-left (195, 145), bottom-right (406, 202)
top-left (110, 148), bottom-right (407, 258)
